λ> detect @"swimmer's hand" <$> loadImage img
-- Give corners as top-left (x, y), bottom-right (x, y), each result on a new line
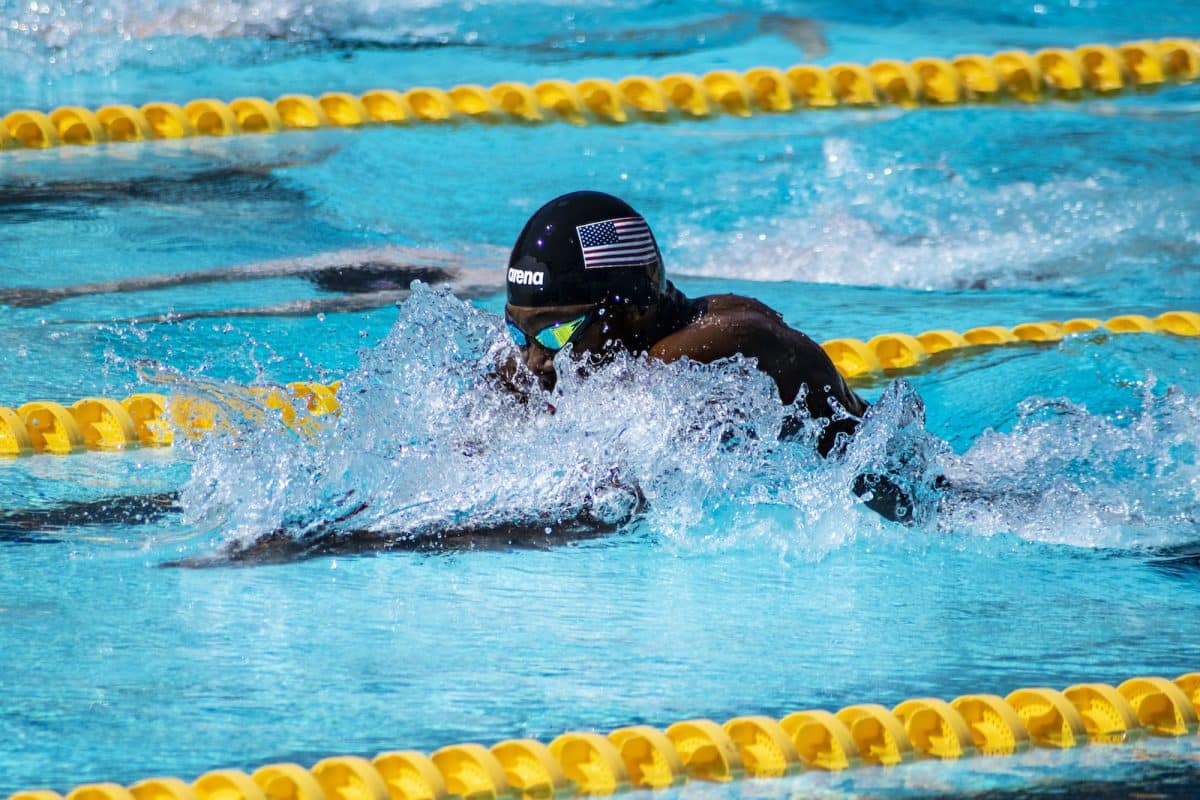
top-left (583, 477), bottom-right (645, 527)
top-left (853, 472), bottom-right (918, 525)
top-left (492, 356), bottom-right (531, 398)
top-left (490, 354), bottom-right (556, 413)
top-left (853, 472), bottom-right (952, 526)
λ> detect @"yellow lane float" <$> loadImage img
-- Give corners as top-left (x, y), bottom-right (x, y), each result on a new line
top-left (4, 38), bottom-right (1198, 150)
top-left (9, 673), bottom-right (1200, 800)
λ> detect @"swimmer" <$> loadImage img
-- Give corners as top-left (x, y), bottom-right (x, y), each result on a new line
top-left (1, 193), bottom-right (924, 561)
top-left (1, 246), bottom-right (506, 322)
top-left (500, 190), bottom-right (922, 521)
top-left (0, 163), bottom-right (505, 321)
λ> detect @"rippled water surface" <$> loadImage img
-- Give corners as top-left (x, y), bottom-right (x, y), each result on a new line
top-left (1, 0), bottom-right (1199, 796)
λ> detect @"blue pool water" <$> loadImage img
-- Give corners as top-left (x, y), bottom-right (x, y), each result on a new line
top-left (2, 0), bottom-right (1200, 796)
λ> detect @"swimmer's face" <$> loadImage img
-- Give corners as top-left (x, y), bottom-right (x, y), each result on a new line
top-left (505, 302), bottom-right (628, 391)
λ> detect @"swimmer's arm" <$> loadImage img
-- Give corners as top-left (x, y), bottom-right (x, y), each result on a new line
top-left (651, 305), bottom-right (931, 524)
top-left (648, 305), bottom-right (868, 455)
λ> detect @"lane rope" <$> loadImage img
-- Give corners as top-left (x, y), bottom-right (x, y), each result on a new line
top-left (2, 38), bottom-right (1198, 150)
top-left (1, 309), bottom-right (1196, 456)
top-left (818, 309), bottom-right (1200, 378)
top-left (7, 671), bottom-right (1198, 800)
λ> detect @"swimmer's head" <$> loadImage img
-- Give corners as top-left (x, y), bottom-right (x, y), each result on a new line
top-left (504, 192), bottom-right (668, 392)
top-left (506, 191), bottom-right (665, 308)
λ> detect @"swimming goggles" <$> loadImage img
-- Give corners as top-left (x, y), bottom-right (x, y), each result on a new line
top-left (506, 311), bottom-right (595, 352)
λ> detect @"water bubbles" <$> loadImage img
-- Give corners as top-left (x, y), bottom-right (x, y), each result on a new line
top-left (174, 285), bottom-right (917, 561)
top-left (938, 376), bottom-right (1200, 548)
top-left (670, 134), bottom-right (1198, 293)
top-left (160, 289), bottom-right (1197, 564)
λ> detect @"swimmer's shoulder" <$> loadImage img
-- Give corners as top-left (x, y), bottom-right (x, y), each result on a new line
top-left (648, 293), bottom-right (796, 363)
top-left (694, 293), bottom-right (788, 324)
top-left (649, 292), bottom-right (866, 416)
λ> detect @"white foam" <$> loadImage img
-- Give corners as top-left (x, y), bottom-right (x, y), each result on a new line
top-left (938, 377), bottom-right (1200, 548)
top-left (163, 287), bottom-right (1199, 561)
top-left (670, 137), bottom-right (1192, 290)
top-left (0, 0), bottom-right (459, 74)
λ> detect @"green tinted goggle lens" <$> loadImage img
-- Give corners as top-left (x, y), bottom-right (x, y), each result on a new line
top-left (506, 313), bottom-right (592, 352)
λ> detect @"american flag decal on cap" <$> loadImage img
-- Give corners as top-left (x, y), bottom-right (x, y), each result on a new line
top-left (576, 216), bottom-right (656, 269)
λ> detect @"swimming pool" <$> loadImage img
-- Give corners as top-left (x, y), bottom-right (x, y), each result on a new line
top-left (2, 0), bottom-right (1199, 796)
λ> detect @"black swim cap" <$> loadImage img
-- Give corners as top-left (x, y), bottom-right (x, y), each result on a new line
top-left (506, 191), bottom-right (665, 307)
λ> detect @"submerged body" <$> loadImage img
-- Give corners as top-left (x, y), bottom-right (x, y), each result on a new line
top-left (0, 247), bottom-right (505, 322)
top-left (0, 491), bottom-right (634, 563)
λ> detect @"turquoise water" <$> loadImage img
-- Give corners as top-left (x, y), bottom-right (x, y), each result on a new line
top-left (2, 0), bottom-right (1200, 796)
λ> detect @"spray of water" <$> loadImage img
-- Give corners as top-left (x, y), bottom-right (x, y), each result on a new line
top-left (168, 285), bottom-right (860, 560)
top-left (671, 137), bottom-right (1199, 291)
top-left (165, 286), bottom-right (1199, 563)
top-left (0, 0), bottom-right (781, 76)
top-left (938, 376), bottom-right (1200, 549)
top-left (0, 0), bottom-right (463, 76)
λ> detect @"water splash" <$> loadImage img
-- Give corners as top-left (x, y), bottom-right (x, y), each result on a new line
top-left (671, 136), bottom-right (1199, 292)
top-left (938, 376), bottom-right (1200, 549)
top-left (0, 0), bottom-right (461, 76)
top-left (170, 286), bottom-right (1199, 562)
top-left (171, 285), bottom-right (866, 559)
top-left (0, 1), bottom-right (818, 77)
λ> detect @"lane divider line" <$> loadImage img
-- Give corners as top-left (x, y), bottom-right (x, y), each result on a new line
top-left (2, 38), bottom-right (1198, 151)
top-left (7, 672), bottom-right (1198, 800)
